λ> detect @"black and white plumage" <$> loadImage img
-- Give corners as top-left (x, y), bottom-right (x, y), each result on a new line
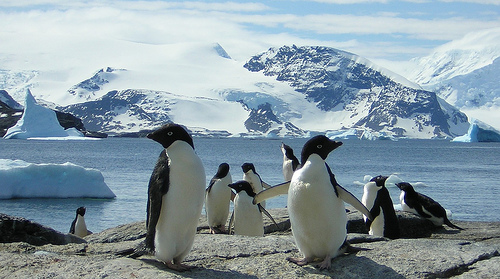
top-left (140, 123), bottom-right (206, 271)
top-left (396, 182), bottom-right (464, 230)
top-left (69, 206), bottom-right (91, 238)
top-left (205, 163), bottom-right (232, 234)
top-left (241, 162), bottom-right (270, 208)
top-left (228, 180), bottom-right (278, 237)
top-left (287, 135), bottom-right (372, 269)
top-left (362, 175), bottom-right (400, 239)
top-left (281, 142), bottom-right (300, 181)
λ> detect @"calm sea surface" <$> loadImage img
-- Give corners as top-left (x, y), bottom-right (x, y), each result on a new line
top-left (1, 137), bottom-right (499, 233)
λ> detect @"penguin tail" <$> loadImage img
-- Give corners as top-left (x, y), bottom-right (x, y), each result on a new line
top-left (444, 219), bottom-right (465, 230)
top-left (115, 241), bottom-right (153, 258)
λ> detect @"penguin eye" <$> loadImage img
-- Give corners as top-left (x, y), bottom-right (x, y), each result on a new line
top-left (167, 131), bottom-right (173, 136)
top-left (317, 144), bottom-right (322, 149)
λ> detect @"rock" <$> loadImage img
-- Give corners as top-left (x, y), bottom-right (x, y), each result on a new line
top-left (0, 213), bottom-right (86, 246)
top-left (1, 209), bottom-right (499, 278)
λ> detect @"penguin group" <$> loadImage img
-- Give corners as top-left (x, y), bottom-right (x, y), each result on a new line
top-left (115, 122), bottom-right (464, 271)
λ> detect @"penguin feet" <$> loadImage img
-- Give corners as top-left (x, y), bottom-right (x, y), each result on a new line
top-left (209, 225), bottom-right (226, 234)
top-left (316, 256), bottom-right (332, 270)
top-left (164, 261), bottom-right (195, 272)
top-left (286, 256), bottom-right (311, 266)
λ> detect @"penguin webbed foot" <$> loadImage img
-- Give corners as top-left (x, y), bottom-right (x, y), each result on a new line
top-left (286, 256), bottom-right (312, 267)
top-left (209, 225), bottom-right (227, 234)
top-left (164, 261), bottom-right (196, 272)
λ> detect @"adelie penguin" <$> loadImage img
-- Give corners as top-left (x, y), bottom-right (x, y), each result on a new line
top-left (362, 175), bottom-right (400, 239)
top-left (242, 162), bottom-right (270, 208)
top-left (69, 206), bottom-right (92, 238)
top-left (205, 163), bottom-right (232, 234)
top-left (254, 135), bottom-right (372, 269)
top-left (281, 142), bottom-right (300, 181)
top-left (125, 123), bottom-right (206, 272)
top-left (228, 180), bottom-right (279, 237)
top-left (396, 182), bottom-right (464, 230)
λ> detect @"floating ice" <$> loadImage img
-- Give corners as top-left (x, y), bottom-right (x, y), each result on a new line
top-left (452, 119), bottom-right (500, 142)
top-left (3, 89), bottom-right (85, 140)
top-left (0, 159), bottom-right (115, 199)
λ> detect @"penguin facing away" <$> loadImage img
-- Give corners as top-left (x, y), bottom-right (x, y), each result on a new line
top-left (228, 180), bottom-right (279, 237)
top-left (281, 142), bottom-right (300, 181)
top-left (205, 163), bottom-right (232, 234)
top-left (142, 123), bottom-right (206, 271)
top-left (362, 175), bottom-right (400, 239)
top-left (287, 135), bottom-right (372, 269)
top-left (396, 182), bottom-right (464, 230)
top-left (242, 162), bottom-right (270, 208)
top-left (69, 206), bottom-right (92, 238)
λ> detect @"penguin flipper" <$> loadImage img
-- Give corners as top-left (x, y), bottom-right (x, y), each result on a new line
top-left (258, 204), bottom-right (281, 231)
top-left (337, 185), bottom-right (373, 221)
top-left (69, 219), bottom-right (76, 234)
top-left (253, 181), bottom-right (290, 205)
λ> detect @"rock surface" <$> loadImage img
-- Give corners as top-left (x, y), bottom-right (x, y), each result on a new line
top-left (1, 209), bottom-right (499, 278)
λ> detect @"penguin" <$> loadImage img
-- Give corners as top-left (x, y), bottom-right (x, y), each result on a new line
top-left (281, 142), bottom-right (300, 181)
top-left (241, 162), bottom-right (270, 208)
top-left (396, 182), bottom-right (464, 230)
top-left (362, 175), bottom-right (400, 239)
top-left (140, 123), bottom-right (206, 271)
top-left (228, 180), bottom-right (278, 237)
top-left (286, 135), bottom-right (372, 269)
top-left (205, 163), bottom-right (232, 234)
top-left (69, 206), bottom-right (92, 238)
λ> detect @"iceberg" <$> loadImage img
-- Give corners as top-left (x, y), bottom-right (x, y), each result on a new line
top-left (452, 119), bottom-right (500, 142)
top-left (3, 89), bottom-right (84, 139)
top-left (0, 159), bottom-right (115, 199)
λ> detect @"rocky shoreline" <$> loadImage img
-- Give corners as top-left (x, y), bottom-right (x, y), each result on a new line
top-left (1, 208), bottom-right (499, 278)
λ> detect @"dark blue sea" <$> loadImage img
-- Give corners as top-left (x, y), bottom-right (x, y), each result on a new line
top-left (1, 137), bottom-right (499, 233)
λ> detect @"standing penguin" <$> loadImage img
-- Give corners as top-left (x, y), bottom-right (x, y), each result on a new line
top-left (362, 175), bottom-right (400, 239)
top-left (205, 163), bottom-right (232, 234)
top-left (69, 206), bottom-right (91, 238)
top-left (286, 135), bottom-right (372, 269)
top-left (396, 182), bottom-right (463, 230)
top-left (281, 142), bottom-right (300, 181)
top-left (228, 180), bottom-right (278, 237)
top-left (228, 180), bottom-right (265, 236)
top-left (242, 162), bottom-right (270, 208)
top-left (141, 123), bottom-right (206, 271)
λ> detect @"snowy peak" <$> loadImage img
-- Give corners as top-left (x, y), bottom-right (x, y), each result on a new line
top-left (67, 67), bottom-right (126, 103)
top-left (406, 27), bottom-right (500, 86)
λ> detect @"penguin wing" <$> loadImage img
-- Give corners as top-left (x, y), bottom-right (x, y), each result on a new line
top-left (145, 150), bottom-right (170, 250)
top-left (337, 185), bottom-right (373, 221)
top-left (253, 181), bottom-right (290, 205)
top-left (417, 193), bottom-right (446, 218)
top-left (69, 218), bottom-right (76, 234)
top-left (258, 204), bottom-right (280, 231)
top-left (206, 177), bottom-right (217, 194)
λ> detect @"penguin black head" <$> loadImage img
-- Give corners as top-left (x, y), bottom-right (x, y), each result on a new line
top-left (370, 175), bottom-right (388, 187)
top-left (396, 182), bottom-right (415, 193)
top-left (241, 162), bottom-right (256, 174)
top-left (300, 135), bottom-right (343, 164)
top-left (281, 142), bottom-right (295, 157)
top-left (147, 123), bottom-right (194, 149)
top-left (214, 163), bottom-right (230, 179)
top-left (228, 181), bottom-right (256, 197)
top-left (76, 206), bottom-right (86, 217)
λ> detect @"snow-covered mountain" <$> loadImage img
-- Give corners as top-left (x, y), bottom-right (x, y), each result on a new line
top-left (403, 27), bottom-right (500, 130)
top-left (55, 45), bottom-right (469, 139)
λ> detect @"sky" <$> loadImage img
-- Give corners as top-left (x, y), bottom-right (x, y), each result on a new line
top-left (1, 0), bottom-right (499, 73)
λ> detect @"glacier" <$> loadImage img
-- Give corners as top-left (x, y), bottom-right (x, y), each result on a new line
top-left (3, 89), bottom-right (85, 140)
top-left (0, 159), bottom-right (115, 199)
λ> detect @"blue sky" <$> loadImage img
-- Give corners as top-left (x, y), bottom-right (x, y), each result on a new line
top-left (1, 0), bottom-right (499, 70)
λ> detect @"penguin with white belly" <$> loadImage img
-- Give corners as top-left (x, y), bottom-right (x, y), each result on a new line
top-left (205, 163), bottom-right (232, 234)
top-left (396, 182), bottom-right (464, 230)
top-left (69, 206), bottom-right (92, 238)
top-left (242, 162), bottom-right (270, 208)
top-left (286, 135), bottom-right (372, 269)
top-left (228, 180), bottom-right (279, 237)
top-left (132, 123), bottom-right (206, 271)
top-left (362, 175), bottom-right (400, 239)
top-left (281, 142), bottom-right (300, 181)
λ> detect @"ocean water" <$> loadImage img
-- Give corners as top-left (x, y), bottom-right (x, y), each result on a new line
top-left (1, 137), bottom-right (499, 233)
